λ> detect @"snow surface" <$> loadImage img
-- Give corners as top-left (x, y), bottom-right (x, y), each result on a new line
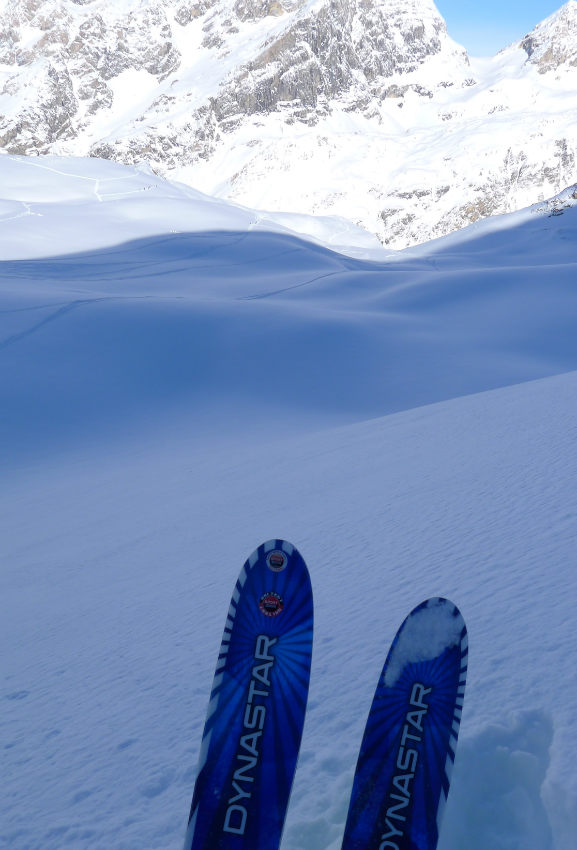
top-left (1, 155), bottom-right (576, 850)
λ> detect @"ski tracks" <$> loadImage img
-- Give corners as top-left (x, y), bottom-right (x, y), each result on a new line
top-left (0, 299), bottom-right (103, 352)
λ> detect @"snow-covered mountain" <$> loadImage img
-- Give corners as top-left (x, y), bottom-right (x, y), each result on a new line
top-left (0, 0), bottom-right (576, 247)
top-left (1, 154), bottom-right (576, 850)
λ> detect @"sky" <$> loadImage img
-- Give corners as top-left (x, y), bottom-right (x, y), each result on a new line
top-left (435, 0), bottom-right (567, 56)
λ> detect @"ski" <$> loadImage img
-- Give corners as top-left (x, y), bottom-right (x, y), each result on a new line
top-left (341, 597), bottom-right (468, 850)
top-left (183, 539), bottom-right (313, 850)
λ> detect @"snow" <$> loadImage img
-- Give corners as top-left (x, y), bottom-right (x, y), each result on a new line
top-left (2, 1), bottom-right (577, 249)
top-left (93, 70), bottom-right (161, 144)
top-left (382, 599), bottom-right (465, 687)
top-left (177, 20), bottom-right (577, 248)
top-left (1, 154), bottom-right (576, 850)
top-left (0, 155), bottom-right (383, 260)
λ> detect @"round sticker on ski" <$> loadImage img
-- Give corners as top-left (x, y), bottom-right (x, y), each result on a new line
top-left (266, 550), bottom-right (287, 572)
top-left (259, 591), bottom-right (284, 617)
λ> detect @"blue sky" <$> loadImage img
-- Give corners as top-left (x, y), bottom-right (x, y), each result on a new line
top-left (435, 1), bottom-right (566, 55)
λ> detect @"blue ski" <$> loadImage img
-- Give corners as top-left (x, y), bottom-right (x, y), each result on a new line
top-left (183, 539), bottom-right (313, 850)
top-left (341, 597), bottom-right (467, 850)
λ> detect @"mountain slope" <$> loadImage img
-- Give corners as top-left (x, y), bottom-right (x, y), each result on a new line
top-left (521, 0), bottom-right (577, 71)
top-left (1, 1), bottom-right (576, 247)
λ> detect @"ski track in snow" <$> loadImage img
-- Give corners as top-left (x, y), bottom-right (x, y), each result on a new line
top-left (0, 155), bottom-right (576, 850)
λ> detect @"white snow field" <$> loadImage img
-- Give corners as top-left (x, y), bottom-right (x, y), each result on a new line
top-left (1, 155), bottom-right (576, 850)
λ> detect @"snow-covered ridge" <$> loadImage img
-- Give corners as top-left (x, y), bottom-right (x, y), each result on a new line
top-left (1, 1), bottom-right (576, 247)
top-left (1, 153), bottom-right (576, 261)
top-left (0, 153), bottom-right (384, 259)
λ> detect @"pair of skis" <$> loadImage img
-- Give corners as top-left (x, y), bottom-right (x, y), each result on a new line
top-left (183, 540), bottom-right (467, 850)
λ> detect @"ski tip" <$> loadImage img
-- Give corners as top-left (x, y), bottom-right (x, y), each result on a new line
top-left (412, 596), bottom-right (466, 633)
top-left (384, 596), bottom-right (467, 688)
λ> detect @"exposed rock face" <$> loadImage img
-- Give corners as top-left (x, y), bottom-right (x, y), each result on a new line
top-left (0, 0), bottom-right (576, 248)
top-left (208, 0), bottom-right (467, 126)
top-left (520, 0), bottom-right (577, 71)
top-left (0, 0), bottom-right (182, 154)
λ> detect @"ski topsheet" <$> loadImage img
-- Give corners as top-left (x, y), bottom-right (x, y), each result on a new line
top-left (183, 540), bottom-right (313, 850)
top-left (341, 597), bottom-right (467, 850)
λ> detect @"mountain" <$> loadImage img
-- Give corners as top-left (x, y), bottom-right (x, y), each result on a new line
top-left (0, 0), bottom-right (576, 247)
top-left (520, 0), bottom-right (577, 72)
top-left (1, 152), bottom-right (576, 850)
